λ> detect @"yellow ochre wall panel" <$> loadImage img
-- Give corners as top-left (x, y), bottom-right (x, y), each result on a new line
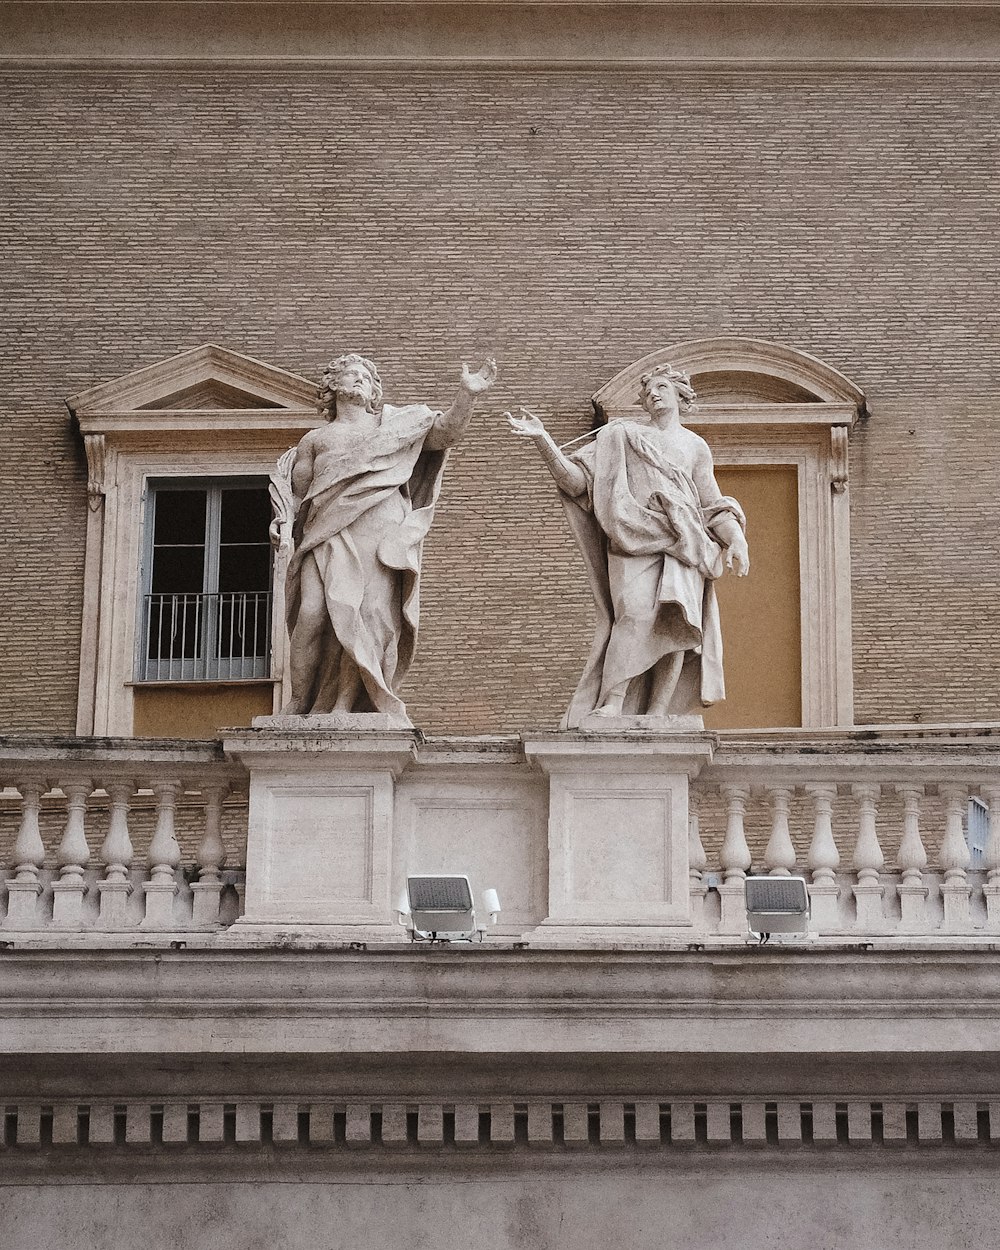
top-left (704, 466), bottom-right (801, 730)
top-left (132, 684), bottom-right (274, 739)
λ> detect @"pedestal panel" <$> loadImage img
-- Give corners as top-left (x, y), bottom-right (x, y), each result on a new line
top-left (224, 726), bottom-right (417, 939)
top-left (523, 732), bottom-right (715, 942)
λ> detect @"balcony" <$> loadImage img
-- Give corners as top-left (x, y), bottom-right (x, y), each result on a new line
top-left (138, 590), bottom-right (272, 683)
top-left (2, 726), bottom-right (1000, 1216)
top-left (1, 723), bottom-right (999, 945)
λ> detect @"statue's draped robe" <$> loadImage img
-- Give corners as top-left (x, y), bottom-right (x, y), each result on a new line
top-left (285, 403), bottom-right (446, 722)
top-left (561, 420), bottom-right (745, 726)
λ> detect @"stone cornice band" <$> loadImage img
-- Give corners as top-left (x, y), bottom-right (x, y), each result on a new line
top-left (2, 3), bottom-right (1000, 70)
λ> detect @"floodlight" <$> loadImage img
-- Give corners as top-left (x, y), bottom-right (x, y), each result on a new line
top-left (744, 875), bottom-right (810, 941)
top-left (403, 875), bottom-right (476, 942)
top-left (397, 876), bottom-right (502, 943)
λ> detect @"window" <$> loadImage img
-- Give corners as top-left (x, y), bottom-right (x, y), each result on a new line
top-left (69, 343), bottom-right (321, 736)
top-left (591, 336), bottom-right (866, 729)
top-left (138, 478), bottom-right (273, 682)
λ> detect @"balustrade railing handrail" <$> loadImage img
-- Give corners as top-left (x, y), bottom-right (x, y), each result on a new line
top-left (0, 736), bottom-right (248, 787)
top-left (138, 588), bottom-right (272, 682)
top-left (701, 727), bottom-right (1000, 787)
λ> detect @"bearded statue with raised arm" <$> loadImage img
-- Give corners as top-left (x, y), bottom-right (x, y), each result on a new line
top-left (276, 352), bottom-right (496, 725)
top-left (508, 364), bottom-right (749, 727)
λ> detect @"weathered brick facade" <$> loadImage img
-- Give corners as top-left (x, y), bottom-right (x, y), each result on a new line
top-left (3, 70), bottom-right (999, 734)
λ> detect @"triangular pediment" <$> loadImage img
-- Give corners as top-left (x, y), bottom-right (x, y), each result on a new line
top-left (139, 381), bottom-right (284, 411)
top-left (67, 344), bottom-right (317, 415)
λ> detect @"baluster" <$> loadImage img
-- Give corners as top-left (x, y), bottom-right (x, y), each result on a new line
top-left (52, 778), bottom-right (92, 927)
top-left (191, 782), bottom-right (229, 927)
top-left (718, 784), bottom-right (751, 934)
top-left (938, 783), bottom-right (972, 932)
top-left (141, 780), bottom-right (182, 929)
top-left (851, 784), bottom-right (884, 931)
top-left (4, 780), bottom-right (47, 929)
top-left (982, 784), bottom-right (1000, 931)
top-left (233, 875), bottom-right (246, 921)
top-left (764, 787), bottom-right (796, 876)
top-left (895, 785), bottom-right (928, 931)
top-left (806, 784), bottom-right (841, 930)
top-left (97, 780), bottom-right (135, 929)
top-left (688, 788), bottom-right (708, 932)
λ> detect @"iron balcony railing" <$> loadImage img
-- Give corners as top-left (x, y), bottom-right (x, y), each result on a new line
top-left (139, 591), bottom-right (272, 682)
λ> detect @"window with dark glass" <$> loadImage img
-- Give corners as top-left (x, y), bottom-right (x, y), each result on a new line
top-left (137, 478), bottom-right (273, 681)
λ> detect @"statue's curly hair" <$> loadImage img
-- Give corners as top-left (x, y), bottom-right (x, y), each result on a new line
top-left (638, 363), bottom-right (697, 412)
top-left (318, 352), bottom-right (383, 418)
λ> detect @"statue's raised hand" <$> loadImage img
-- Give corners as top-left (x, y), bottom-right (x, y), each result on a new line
top-left (505, 407), bottom-right (547, 439)
top-left (460, 358), bottom-right (498, 395)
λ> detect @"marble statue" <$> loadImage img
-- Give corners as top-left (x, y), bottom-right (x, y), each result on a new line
top-left (274, 352), bottom-right (497, 724)
top-left (507, 364), bottom-right (749, 726)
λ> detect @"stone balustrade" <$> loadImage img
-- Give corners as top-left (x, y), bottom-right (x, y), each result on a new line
top-left (691, 729), bottom-right (1000, 939)
top-left (2, 726), bottom-right (1000, 943)
top-left (0, 738), bottom-right (247, 936)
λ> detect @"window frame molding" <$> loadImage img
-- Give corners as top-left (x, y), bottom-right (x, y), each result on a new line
top-left (592, 337), bottom-right (866, 729)
top-left (70, 345), bottom-right (320, 737)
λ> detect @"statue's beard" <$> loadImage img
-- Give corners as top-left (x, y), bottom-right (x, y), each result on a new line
top-left (337, 386), bottom-right (369, 407)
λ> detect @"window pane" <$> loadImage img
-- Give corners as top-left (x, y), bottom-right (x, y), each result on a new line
top-left (218, 544), bottom-right (271, 593)
top-left (139, 480), bottom-right (273, 683)
top-left (151, 546), bottom-right (205, 593)
top-left (220, 488), bottom-right (271, 544)
top-left (153, 490), bottom-right (207, 545)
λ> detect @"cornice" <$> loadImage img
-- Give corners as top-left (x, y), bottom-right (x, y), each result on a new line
top-left (3, 947), bottom-right (1000, 1059)
top-left (2, 3), bottom-right (1000, 70)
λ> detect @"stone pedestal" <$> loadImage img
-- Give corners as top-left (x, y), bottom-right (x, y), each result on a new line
top-left (522, 731), bottom-right (715, 943)
top-left (224, 725), bottom-right (418, 941)
top-left (3, 878), bottom-right (44, 930)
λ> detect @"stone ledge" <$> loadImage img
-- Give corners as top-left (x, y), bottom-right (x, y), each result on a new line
top-left (3, 3), bottom-right (1000, 69)
top-left (2, 946), bottom-right (1000, 1058)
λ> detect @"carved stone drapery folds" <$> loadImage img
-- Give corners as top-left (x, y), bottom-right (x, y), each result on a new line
top-left (590, 337), bottom-right (865, 728)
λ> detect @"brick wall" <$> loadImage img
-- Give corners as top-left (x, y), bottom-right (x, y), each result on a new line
top-left (2, 70), bottom-right (999, 734)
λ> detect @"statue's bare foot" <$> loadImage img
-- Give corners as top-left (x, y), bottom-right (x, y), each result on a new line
top-left (592, 699), bottom-right (626, 718)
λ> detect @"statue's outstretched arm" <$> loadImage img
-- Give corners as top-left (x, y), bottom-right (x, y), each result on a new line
top-left (506, 408), bottom-right (587, 497)
top-left (426, 358), bottom-right (498, 450)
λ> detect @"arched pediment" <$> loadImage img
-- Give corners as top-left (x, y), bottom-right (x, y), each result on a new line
top-left (592, 336), bottom-right (867, 423)
top-left (590, 335), bottom-right (861, 730)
